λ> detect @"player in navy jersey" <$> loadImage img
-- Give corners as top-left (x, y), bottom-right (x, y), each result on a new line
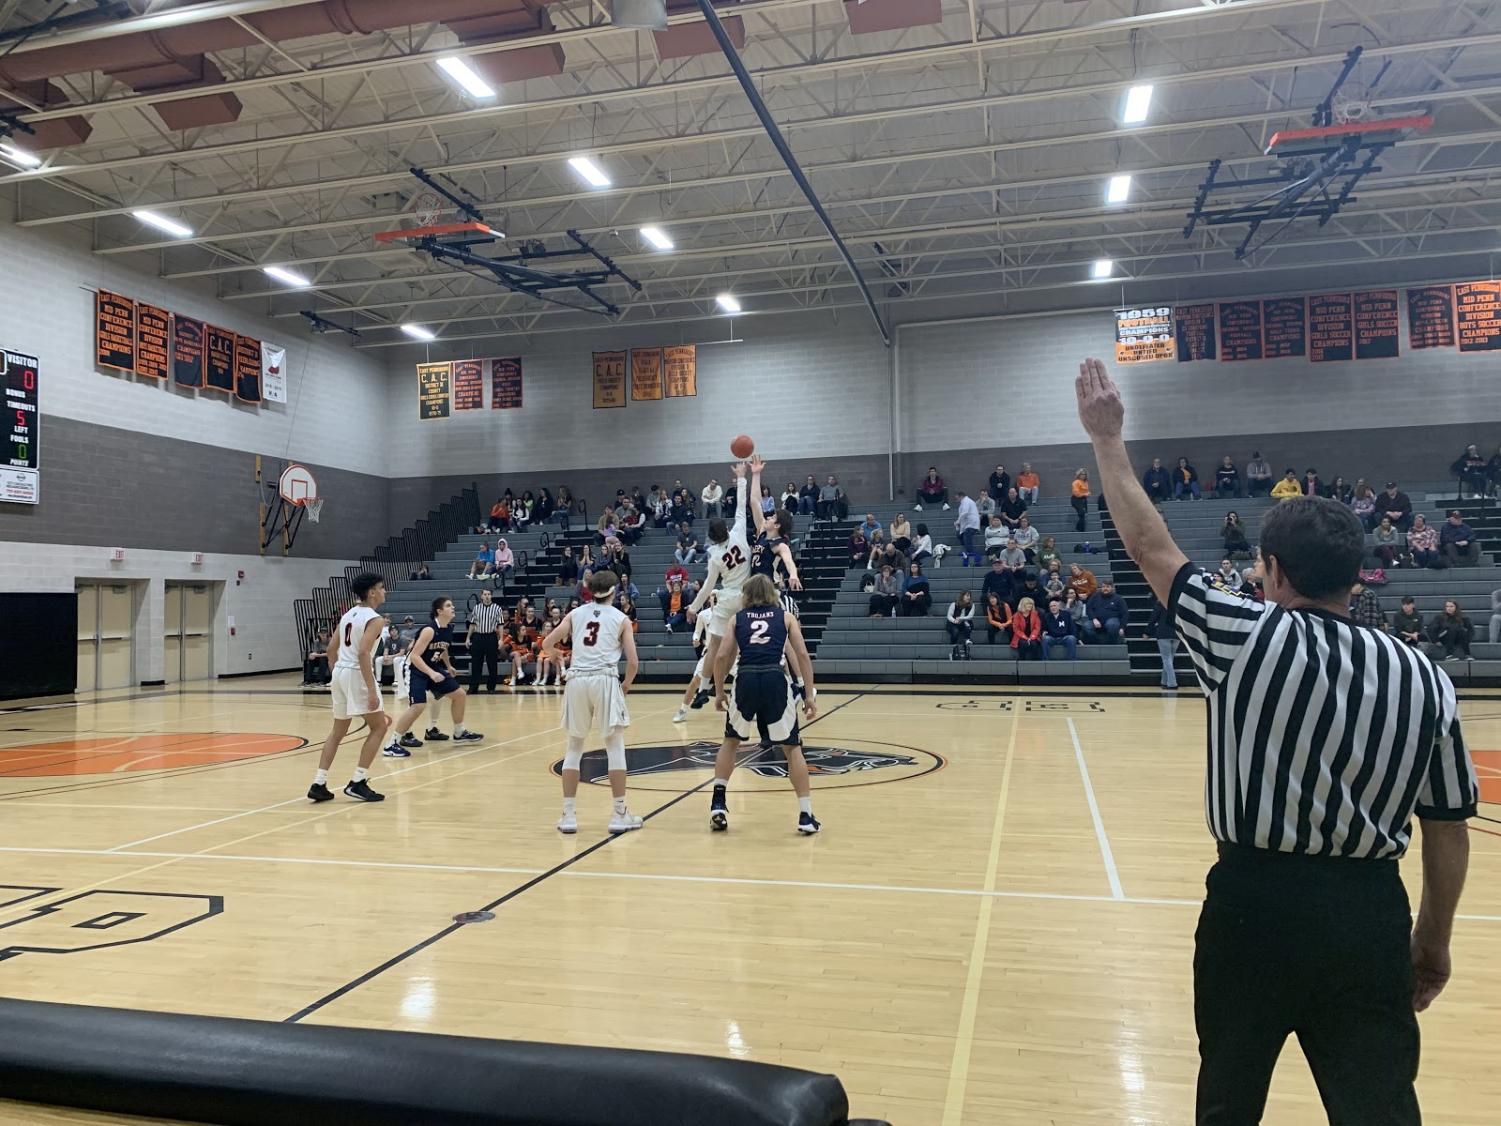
top-left (382, 596), bottom-right (483, 757)
top-left (711, 574), bottom-right (820, 834)
top-left (746, 454), bottom-right (802, 600)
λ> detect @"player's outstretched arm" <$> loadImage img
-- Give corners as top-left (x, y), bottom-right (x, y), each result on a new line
top-left (787, 614), bottom-right (816, 719)
top-left (619, 620), bottom-right (639, 694)
top-left (713, 630), bottom-right (740, 709)
top-left (732, 459), bottom-right (749, 540)
top-left (539, 617), bottom-right (572, 661)
top-left (1075, 357), bottom-right (1187, 603)
top-left (776, 543), bottom-right (802, 590)
top-left (748, 454), bottom-right (768, 535)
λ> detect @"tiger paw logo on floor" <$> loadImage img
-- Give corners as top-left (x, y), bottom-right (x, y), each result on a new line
top-left (552, 740), bottom-right (944, 790)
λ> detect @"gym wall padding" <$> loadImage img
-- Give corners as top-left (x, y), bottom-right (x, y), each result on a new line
top-left (0, 592), bottom-right (75, 699)
top-left (0, 1000), bottom-right (893, 1126)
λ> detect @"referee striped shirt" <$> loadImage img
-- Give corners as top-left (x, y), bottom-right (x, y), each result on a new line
top-left (1170, 564), bottom-right (1477, 859)
top-left (468, 601), bottom-right (504, 635)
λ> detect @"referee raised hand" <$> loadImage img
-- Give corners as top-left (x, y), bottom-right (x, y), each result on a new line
top-left (1075, 357), bottom-right (1478, 1125)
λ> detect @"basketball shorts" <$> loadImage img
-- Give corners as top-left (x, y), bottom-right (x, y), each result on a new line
top-left (725, 665), bottom-right (800, 745)
top-left (410, 670), bottom-right (460, 704)
top-left (708, 588), bottom-right (744, 638)
top-left (563, 674), bottom-right (631, 739)
top-left (330, 666), bottom-right (384, 720)
top-left (393, 656), bottom-right (410, 700)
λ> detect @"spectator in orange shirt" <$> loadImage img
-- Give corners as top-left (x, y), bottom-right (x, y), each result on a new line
top-left (1070, 469), bottom-right (1091, 533)
top-left (1016, 463), bottom-right (1041, 504)
top-left (985, 593), bottom-right (1013, 644)
top-left (659, 576), bottom-right (690, 632)
top-left (1067, 562), bottom-right (1098, 600)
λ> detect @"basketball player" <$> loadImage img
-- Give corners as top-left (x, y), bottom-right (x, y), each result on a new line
top-left (672, 593), bottom-right (717, 723)
top-left (539, 570), bottom-right (642, 835)
top-left (746, 455), bottom-right (804, 600)
top-left (711, 574), bottom-right (820, 834)
top-left (382, 596), bottom-right (483, 757)
top-left (684, 460), bottom-right (751, 706)
top-left (308, 572), bottom-right (393, 803)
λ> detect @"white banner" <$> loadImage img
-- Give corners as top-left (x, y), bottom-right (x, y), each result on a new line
top-left (261, 344), bottom-right (287, 403)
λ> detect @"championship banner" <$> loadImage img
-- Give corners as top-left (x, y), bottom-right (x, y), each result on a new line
top-left (592, 350), bottom-right (627, 409)
top-left (204, 325), bottom-right (236, 393)
top-left (452, 359), bottom-right (483, 410)
top-left (261, 344), bottom-right (287, 403)
top-left (1217, 300), bottom-right (1263, 362)
top-left (172, 315), bottom-right (205, 388)
top-left (664, 344), bottom-right (697, 397)
top-left (630, 347), bottom-right (663, 400)
top-left (1113, 307), bottom-right (1174, 364)
top-left (134, 303), bottom-right (171, 380)
top-left (1261, 297), bottom-right (1306, 359)
top-left (1407, 286), bottom-right (1455, 350)
top-left (417, 361), bottom-right (451, 419)
top-left (1308, 293), bottom-right (1354, 362)
top-left (1174, 304), bottom-right (1216, 362)
top-left (233, 334), bottom-right (262, 403)
top-left (1455, 281), bottom-right (1501, 353)
top-left (95, 290), bottom-right (136, 372)
top-left (491, 357), bottom-right (523, 409)
top-left (1354, 290), bottom-right (1400, 360)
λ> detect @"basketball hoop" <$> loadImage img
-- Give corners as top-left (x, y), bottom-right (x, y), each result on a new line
top-left (412, 191), bottom-right (443, 228)
top-left (305, 497), bottom-right (324, 523)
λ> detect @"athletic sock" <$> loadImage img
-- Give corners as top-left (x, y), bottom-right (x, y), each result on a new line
top-left (353, 767), bottom-right (370, 783)
top-left (798, 797), bottom-right (813, 815)
top-left (453, 726), bottom-right (467, 737)
top-left (613, 797), bottom-right (628, 816)
top-left (314, 768), bottom-right (329, 786)
top-left (563, 798), bottom-right (576, 816)
top-left (713, 779), bottom-right (729, 792)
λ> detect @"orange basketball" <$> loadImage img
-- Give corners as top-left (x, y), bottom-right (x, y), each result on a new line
top-left (731, 435), bottom-right (755, 459)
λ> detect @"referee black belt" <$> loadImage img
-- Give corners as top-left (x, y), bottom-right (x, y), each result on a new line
top-left (1215, 841), bottom-right (1397, 872)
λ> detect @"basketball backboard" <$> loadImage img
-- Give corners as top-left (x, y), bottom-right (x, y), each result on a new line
top-left (278, 463), bottom-right (318, 506)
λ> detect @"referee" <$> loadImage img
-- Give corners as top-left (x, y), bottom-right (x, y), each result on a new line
top-left (465, 587), bottom-right (503, 694)
top-left (1075, 358), bottom-right (1478, 1125)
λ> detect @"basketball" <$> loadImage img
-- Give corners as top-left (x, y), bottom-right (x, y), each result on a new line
top-left (731, 435), bottom-right (755, 459)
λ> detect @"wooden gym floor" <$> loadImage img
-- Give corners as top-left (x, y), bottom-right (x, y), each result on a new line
top-left (1, 678), bottom-right (1497, 1126)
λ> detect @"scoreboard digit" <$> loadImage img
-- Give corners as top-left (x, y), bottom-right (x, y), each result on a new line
top-left (3, 348), bottom-right (39, 505)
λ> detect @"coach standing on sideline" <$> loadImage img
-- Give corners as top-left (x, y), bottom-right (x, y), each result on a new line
top-left (465, 588), bottom-right (504, 694)
top-left (1074, 358), bottom-right (1477, 1125)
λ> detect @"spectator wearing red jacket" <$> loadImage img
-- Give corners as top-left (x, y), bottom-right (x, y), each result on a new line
top-left (1010, 597), bottom-right (1043, 660)
top-left (915, 467), bottom-right (949, 511)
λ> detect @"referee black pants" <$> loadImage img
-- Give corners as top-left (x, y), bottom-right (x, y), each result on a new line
top-left (469, 635), bottom-right (500, 693)
top-left (1195, 845), bottom-right (1419, 1126)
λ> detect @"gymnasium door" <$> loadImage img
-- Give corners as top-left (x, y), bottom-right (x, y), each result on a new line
top-left (76, 582), bottom-right (136, 692)
top-left (164, 582), bottom-right (214, 684)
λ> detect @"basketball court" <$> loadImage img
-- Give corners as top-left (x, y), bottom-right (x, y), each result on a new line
top-left (2, 681), bottom-right (1498, 1124)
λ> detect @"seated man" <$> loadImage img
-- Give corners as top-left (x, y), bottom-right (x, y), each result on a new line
top-left (1270, 469), bottom-right (1303, 501)
top-left (1440, 510), bottom-right (1482, 566)
top-left (376, 621), bottom-right (406, 688)
top-left (1245, 451), bottom-right (1273, 496)
top-left (859, 513), bottom-right (883, 543)
top-left (1393, 596), bottom-right (1424, 648)
top-left (981, 558), bottom-right (1014, 608)
top-left (663, 561), bottom-right (699, 602)
top-left (1141, 457), bottom-right (1171, 504)
top-left (658, 576), bottom-right (691, 633)
top-left (701, 478), bottom-right (724, 517)
top-left (674, 523), bottom-right (703, 565)
top-left (410, 563), bottom-right (433, 581)
top-left (1009, 571), bottom-right (1045, 612)
top-left (1016, 464), bottom-right (1041, 505)
top-left (998, 488), bottom-right (1029, 530)
top-left (1377, 481), bottom-right (1413, 531)
top-left (999, 537), bottom-right (1029, 576)
top-left (1348, 581), bottom-right (1387, 632)
top-left (1041, 597), bottom-right (1078, 661)
top-left (303, 629), bottom-right (331, 686)
top-left (915, 467), bottom-right (949, 511)
top-left (1084, 580), bottom-right (1127, 643)
top-left (977, 489), bottom-right (996, 519)
top-left (819, 476), bottom-right (848, 521)
top-left (669, 489), bottom-right (693, 527)
top-left (1213, 456), bottom-right (1241, 498)
top-left (984, 514), bottom-right (1009, 560)
top-left (798, 475), bottom-right (820, 516)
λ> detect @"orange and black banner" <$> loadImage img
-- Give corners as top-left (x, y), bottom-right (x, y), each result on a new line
top-left (592, 350), bottom-right (627, 409)
top-left (1354, 290), bottom-right (1400, 360)
top-left (95, 289), bottom-right (136, 372)
top-left (452, 359), bottom-right (483, 410)
top-left (1217, 301), bottom-right (1263, 362)
top-left (1174, 304), bottom-right (1216, 362)
top-left (204, 325), bottom-right (236, 392)
top-left (1114, 307), bottom-right (1174, 364)
top-left (418, 361), bottom-right (451, 419)
top-left (1308, 293), bottom-right (1354, 362)
top-left (233, 334), bottom-right (262, 403)
top-left (172, 314), bottom-right (204, 387)
top-left (1407, 286), bottom-right (1456, 350)
top-left (630, 347), bottom-right (663, 400)
top-left (1261, 297), bottom-right (1306, 359)
top-left (134, 302), bottom-right (171, 380)
top-left (664, 344), bottom-right (697, 396)
top-left (491, 357), bottom-right (523, 409)
top-left (1455, 282), bottom-right (1501, 353)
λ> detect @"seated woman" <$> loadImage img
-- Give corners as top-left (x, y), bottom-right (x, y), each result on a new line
top-left (554, 486), bottom-right (574, 529)
top-left (759, 485), bottom-right (776, 518)
top-left (900, 562), bottom-right (932, 616)
top-left (1372, 517), bottom-right (1402, 569)
top-left (534, 488), bottom-right (555, 525)
top-left (1326, 476), bottom-right (1354, 505)
top-left (1063, 588), bottom-right (1089, 637)
top-left (1351, 479), bottom-right (1377, 530)
top-left (868, 565), bottom-right (902, 617)
top-left (489, 497), bottom-right (509, 532)
top-left (985, 593), bottom-right (1012, 644)
top-left (1009, 597), bottom-right (1043, 660)
top-left (946, 591), bottom-right (976, 660)
top-left (846, 529), bottom-right (869, 567)
top-left (915, 467), bottom-right (948, 511)
top-left (1425, 600), bottom-right (1473, 661)
top-left (888, 513), bottom-right (913, 554)
top-left (984, 515), bottom-right (1009, 560)
top-left (1453, 444), bottom-right (1489, 499)
top-left (1012, 514), bottom-right (1040, 562)
top-left (910, 524), bottom-right (934, 565)
top-left (1407, 513), bottom-right (1440, 568)
top-left (1036, 535), bottom-right (1061, 573)
top-left (619, 595), bottom-right (639, 634)
top-left (1174, 457), bottom-right (1201, 500)
top-left (492, 537), bottom-right (516, 579)
top-left (467, 541), bottom-right (495, 580)
top-left (1221, 512), bottom-right (1252, 559)
top-left (781, 482), bottom-right (800, 513)
top-left (596, 507), bottom-right (619, 546)
top-left (1067, 562), bottom-right (1098, 600)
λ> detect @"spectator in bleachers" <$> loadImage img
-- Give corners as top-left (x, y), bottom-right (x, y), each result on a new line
top-left (1064, 587), bottom-right (1088, 635)
top-left (1348, 581), bottom-right (1387, 632)
top-left (799, 475), bottom-right (820, 516)
top-left (1037, 535), bottom-right (1062, 572)
top-left (1010, 598), bottom-right (1043, 660)
top-left (467, 541), bottom-right (495, 581)
top-left (860, 513), bottom-right (883, 542)
top-left (977, 489), bottom-right (996, 519)
top-left (1173, 457), bottom-right (1202, 501)
top-left (1371, 517), bottom-right (1401, 569)
top-left (985, 593), bottom-right (1012, 644)
top-left (516, 492), bottom-right (536, 531)
top-left (1425, 600), bottom-right (1473, 661)
top-left (1013, 514), bottom-right (1040, 562)
top-left (1012, 570), bottom-right (1045, 611)
top-left (1378, 481), bottom-right (1413, 531)
top-left (671, 488), bottom-right (694, 527)
top-left (1488, 446), bottom-right (1501, 497)
top-left (819, 475), bottom-right (848, 521)
top-left (1490, 589), bottom-right (1501, 644)
top-left (1407, 513), bottom-right (1440, 569)
top-left (1271, 469), bottom-right (1303, 501)
top-left (595, 508), bottom-right (618, 546)
top-left (1070, 470), bottom-right (1091, 532)
top-left (1067, 562), bottom-right (1098, 599)
top-left (781, 482), bottom-right (800, 514)
top-left (954, 490), bottom-right (983, 567)
top-left (649, 487), bottom-right (673, 528)
top-left (889, 512), bottom-right (913, 554)
top-left (1142, 457), bottom-right (1171, 504)
top-left (1302, 468), bottom-right (1324, 497)
top-left (846, 528), bottom-right (869, 567)
top-left (535, 488), bottom-right (555, 525)
top-left (1145, 596), bottom-right (1178, 689)
top-left (1351, 480), bottom-right (1378, 529)
top-left (946, 592), bottom-right (975, 660)
top-left (900, 562), bottom-right (932, 616)
top-left (675, 523), bottom-right (703, 566)
top-left (911, 524), bottom-right (935, 565)
top-left (1441, 510), bottom-right (1482, 567)
top-left (492, 538), bottom-right (515, 579)
top-left (410, 563), bottom-right (433, 581)
top-left (1394, 596), bottom-right (1424, 648)
top-left (915, 467), bottom-right (950, 511)
top-left (489, 496), bottom-right (509, 532)
top-left (999, 537), bottom-right (1028, 576)
top-left (984, 514), bottom-right (1008, 560)
top-left (871, 540), bottom-right (907, 575)
top-left (1327, 476), bottom-right (1353, 505)
top-left (1084, 580), bottom-right (1127, 643)
top-left (868, 565), bottom-right (902, 617)
top-left (604, 542), bottom-right (632, 584)
top-left (303, 629), bottom-right (331, 687)
top-left (619, 505), bottom-right (648, 545)
top-left (982, 558), bottom-right (1013, 608)
top-left (1041, 566), bottom-right (1066, 606)
top-left (554, 486), bottom-right (574, 529)
top-left (1241, 568), bottom-right (1264, 601)
top-left (998, 487), bottom-right (1028, 531)
top-left (1214, 456), bottom-right (1241, 498)
top-left (1453, 444), bottom-right (1489, 499)
top-left (1221, 511), bottom-right (1252, 559)
top-left (1245, 451), bottom-right (1273, 496)
top-left (1215, 559), bottom-right (1243, 591)
top-left (989, 464), bottom-right (1011, 499)
top-left (1041, 598), bottom-right (1078, 661)
top-left (629, 486), bottom-right (647, 513)
top-left (663, 560), bottom-right (697, 597)
top-left (759, 485), bottom-right (776, 518)
top-left (659, 576), bottom-right (690, 633)
top-left (1016, 463), bottom-right (1041, 505)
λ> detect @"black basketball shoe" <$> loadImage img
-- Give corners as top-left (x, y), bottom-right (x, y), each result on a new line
top-left (343, 779), bottom-right (385, 802)
top-left (307, 782), bottom-right (334, 803)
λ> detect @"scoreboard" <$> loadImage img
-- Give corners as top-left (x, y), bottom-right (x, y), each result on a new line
top-left (3, 348), bottom-right (39, 505)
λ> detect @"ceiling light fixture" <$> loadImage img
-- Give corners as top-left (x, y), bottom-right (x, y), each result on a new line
top-left (1122, 84), bottom-right (1154, 124)
top-left (262, 265), bottom-right (311, 288)
top-left (0, 142), bottom-right (41, 168)
top-left (640, 226), bottom-right (674, 251)
top-left (568, 156), bottom-right (611, 188)
top-left (716, 293), bottom-right (742, 314)
top-left (1091, 259), bottom-right (1114, 280)
top-left (132, 209), bottom-right (194, 238)
top-left (1106, 175), bottom-right (1132, 204)
top-left (435, 56), bottom-right (496, 99)
top-left (401, 324), bottom-right (437, 341)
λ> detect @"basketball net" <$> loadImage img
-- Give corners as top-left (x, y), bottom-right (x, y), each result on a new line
top-left (412, 191), bottom-right (443, 228)
top-left (305, 497), bottom-right (324, 523)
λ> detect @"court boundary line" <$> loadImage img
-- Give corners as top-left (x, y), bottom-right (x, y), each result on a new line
top-left (1068, 716), bottom-right (1124, 900)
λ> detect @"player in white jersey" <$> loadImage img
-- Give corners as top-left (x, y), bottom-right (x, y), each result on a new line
top-left (682, 460), bottom-right (750, 713)
top-left (307, 573), bottom-right (393, 803)
top-left (540, 569), bottom-right (642, 836)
